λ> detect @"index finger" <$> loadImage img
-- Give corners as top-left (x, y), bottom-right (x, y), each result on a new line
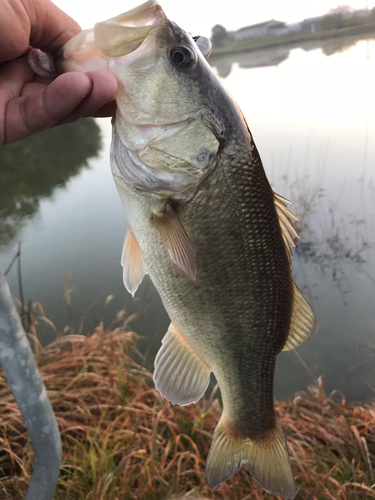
top-left (0, 0), bottom-right (81, 62)
top-left (27, 0), bottom-right (81, 53)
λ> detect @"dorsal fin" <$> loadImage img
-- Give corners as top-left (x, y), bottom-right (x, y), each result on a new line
top-left (153, 206), bottom-right (196, 281)
top-left (121, 225), bottom-right (147, 297)
top-left (273, 193), bottom-right (315, 349)
top-left (274, 192), bottom-right (299, 263)
top-left (282, 283), bottom-right (316, 351)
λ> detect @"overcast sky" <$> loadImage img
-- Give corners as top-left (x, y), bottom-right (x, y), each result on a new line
top-left (53, 0), bottom-right (375, 37)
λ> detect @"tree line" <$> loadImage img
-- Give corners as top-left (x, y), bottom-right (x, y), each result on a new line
top-left (211, 5), bottom-right (375, 47)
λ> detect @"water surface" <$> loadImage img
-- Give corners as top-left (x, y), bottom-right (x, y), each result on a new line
top-left (1, 37), bottom-right (374, 402)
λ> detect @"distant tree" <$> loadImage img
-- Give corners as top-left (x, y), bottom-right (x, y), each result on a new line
top-left (211, 24), bottom-right (228, 47)
top-left (329, 5), bottom-right (353, 16)
top-left (321, 5), bottom-right (354, 30)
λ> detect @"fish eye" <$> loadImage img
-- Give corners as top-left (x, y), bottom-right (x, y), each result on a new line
top-left (169, 46), bottom-right (196, 67)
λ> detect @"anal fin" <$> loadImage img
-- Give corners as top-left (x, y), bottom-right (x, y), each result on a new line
top-left (154, 206), bottom-right (196, 281)
top-left (121, 225), bottom-right (147, 297)
top-left (283, 283), bottom-right (316, 351)
top-left (154, 323), bottom-right (211, 406)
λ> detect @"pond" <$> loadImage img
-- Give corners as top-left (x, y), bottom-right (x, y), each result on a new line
top-left (1, 36), bottom-right (375, 402)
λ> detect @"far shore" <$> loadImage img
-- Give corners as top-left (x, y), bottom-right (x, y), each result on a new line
top-left (211, 22), bottom-right (375, 59)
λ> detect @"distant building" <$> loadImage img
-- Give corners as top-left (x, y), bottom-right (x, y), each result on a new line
top-left (233, 20), bottom-right (288, 41)
top-left (301, 16), bottom-right (324, 33)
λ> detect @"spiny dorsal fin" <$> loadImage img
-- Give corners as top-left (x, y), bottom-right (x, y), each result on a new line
top-left (274, 192), bottom-right (299, 264)
top-left (154, 206), bottom-right (196, 281)
top-left (282, 283), bottom-right (316, 351)
top-left (121, 225), bottom-right (147, 297)
top-left (154, 323), bottom-right (211, 406)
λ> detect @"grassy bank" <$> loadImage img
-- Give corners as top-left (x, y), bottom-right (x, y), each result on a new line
top-left (211, 23), bottom-right (375, 58)
top-left (0, 326), bottom-right (374, 499)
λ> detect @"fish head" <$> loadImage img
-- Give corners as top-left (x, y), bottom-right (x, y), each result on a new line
top-left (54, 0), bottom-right (223, 199)
top-left (119, 18), bottom-right (212, 122)
top-left (110, 15), bottom-right (221, 199)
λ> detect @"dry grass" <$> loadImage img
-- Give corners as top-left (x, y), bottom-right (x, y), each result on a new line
top-left (0, 325), bottom-right (374, 500)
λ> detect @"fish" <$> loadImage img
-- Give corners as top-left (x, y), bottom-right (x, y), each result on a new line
top-left (29, 1), bottom-right (315, 497)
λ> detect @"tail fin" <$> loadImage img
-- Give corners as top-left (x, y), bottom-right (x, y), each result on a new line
top-left (205, 417), bottom-right (296, 500)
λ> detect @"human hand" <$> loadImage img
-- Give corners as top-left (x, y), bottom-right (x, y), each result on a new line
top-left (0, 0), bottom-right (118, 145)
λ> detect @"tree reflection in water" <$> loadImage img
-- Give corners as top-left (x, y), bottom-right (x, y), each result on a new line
top-left (0, 118), bottom-right (102, 249)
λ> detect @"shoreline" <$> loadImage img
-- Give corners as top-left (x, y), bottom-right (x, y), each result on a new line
top-left (210, 23), bottom-right (375, 60)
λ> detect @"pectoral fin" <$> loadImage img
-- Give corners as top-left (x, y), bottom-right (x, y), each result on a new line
top-left (121, 225), bottom-right (147, 297)
top-left (154, 206), bottom-right (196, 281)
top-left (282, 284), bottom-right (315, 351)
top-left (154, 323), bottom-right (211, 406)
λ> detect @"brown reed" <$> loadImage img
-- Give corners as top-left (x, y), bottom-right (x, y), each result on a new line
top-left (0, 325), bottom-right (374, 500)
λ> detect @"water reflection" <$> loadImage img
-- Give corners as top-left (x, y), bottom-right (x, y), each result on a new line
top-left (289, 178), bottom-right (374, 303)
top-left (301, 35), bottom-right (365, 56)
top-left (213, 46), bottom-right (290, 77)
top-left (270, 169), bottom-right (375, 402)
top-left (0, 118), bottom-right (102, 249)
top-left (211, 34), bottom-right (371, 77)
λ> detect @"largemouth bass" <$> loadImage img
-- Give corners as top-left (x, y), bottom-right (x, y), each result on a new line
top-left (30, 2), bottom-right (315, 497)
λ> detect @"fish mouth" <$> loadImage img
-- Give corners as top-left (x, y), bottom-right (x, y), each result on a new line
top-left (102, 0), bottom-right (165, 29)
top-left (55, 0), bottom-right (167, 72)
top-left (93, 0), bottom-right (166, 58)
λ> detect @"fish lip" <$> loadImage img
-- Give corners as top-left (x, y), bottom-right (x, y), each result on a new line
top-left (104, 0), bottom-right (166, 28)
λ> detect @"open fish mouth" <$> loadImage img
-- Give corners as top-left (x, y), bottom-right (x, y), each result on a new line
top-left (29, 1), bottom-right (166, 76)
top-left (29, 0), bottom-right (211, 80)
top-left (53, 0), bottom-right (166, 73)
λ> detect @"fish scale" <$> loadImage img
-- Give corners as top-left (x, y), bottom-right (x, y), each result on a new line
top-left (146, 146), bottom-right (291, 428)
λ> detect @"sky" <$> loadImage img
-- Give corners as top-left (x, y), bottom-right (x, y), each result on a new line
top-left (53, 0), bottom-right (375, 37)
